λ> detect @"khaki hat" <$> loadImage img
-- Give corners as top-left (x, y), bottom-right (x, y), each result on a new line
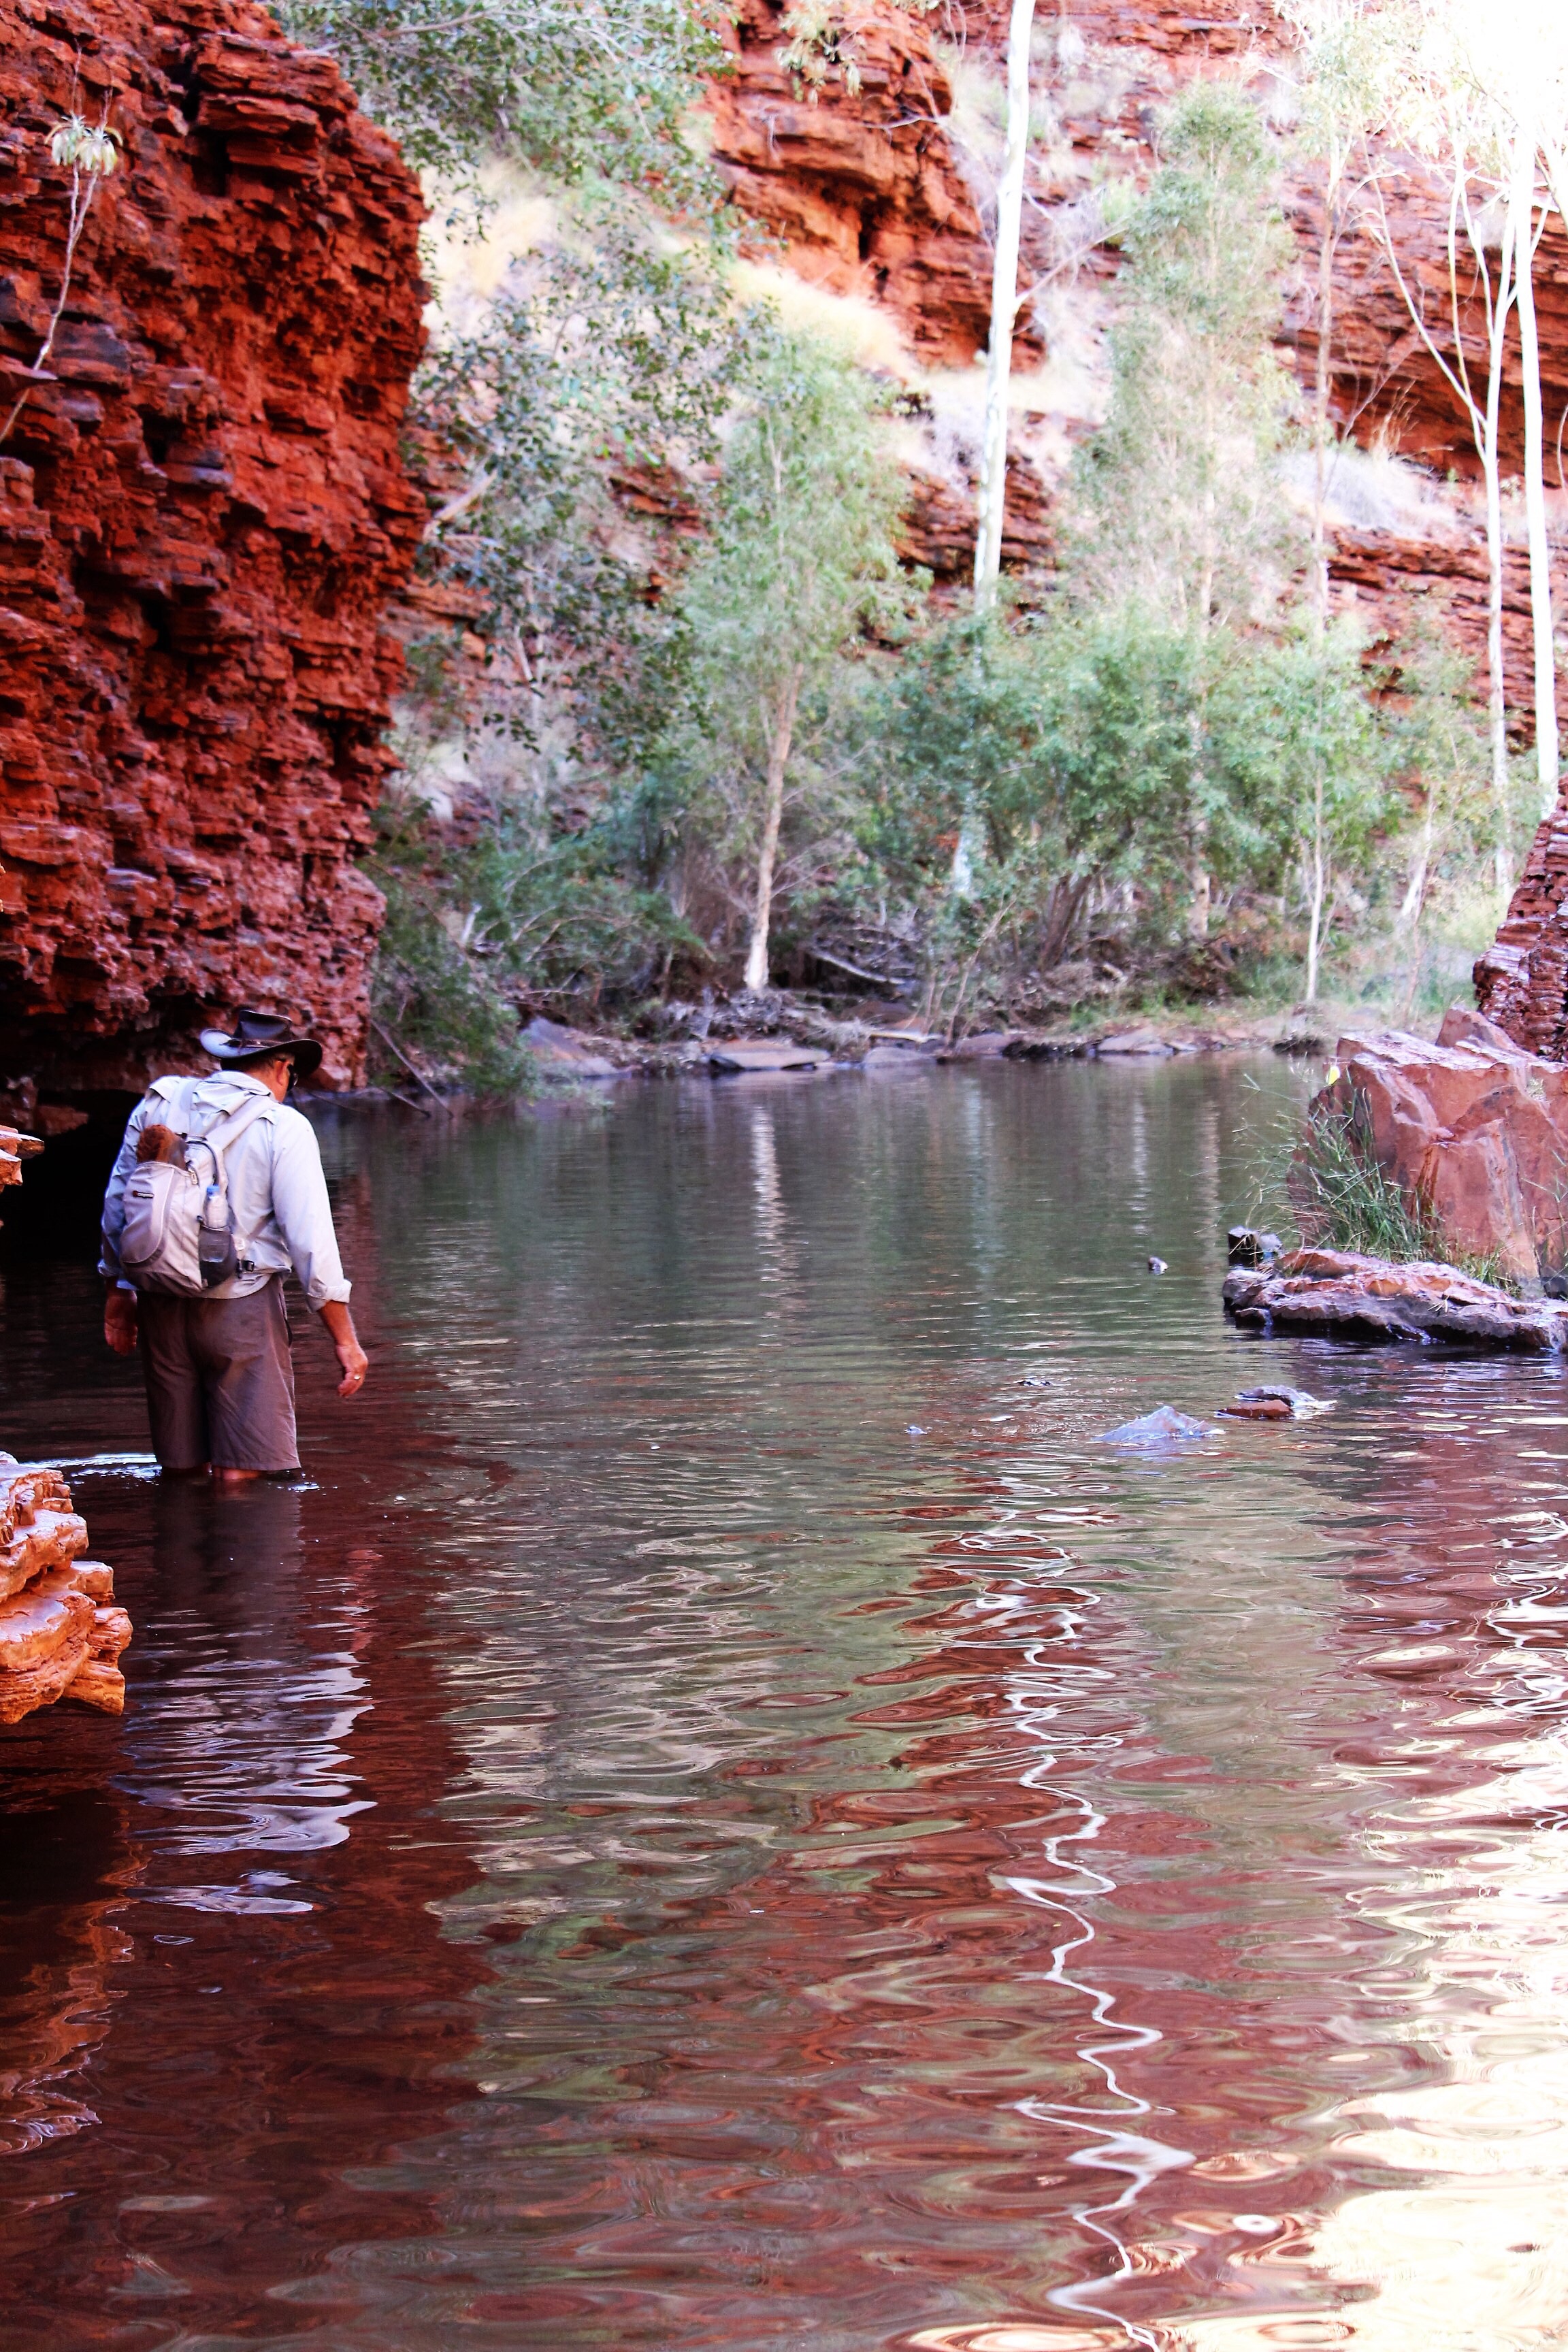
top-left (198, 1007), bottom-right (323, 1082)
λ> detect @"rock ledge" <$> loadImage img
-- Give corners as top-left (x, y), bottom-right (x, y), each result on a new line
top-left (1223, 1248), bottom-right (1568, 1352)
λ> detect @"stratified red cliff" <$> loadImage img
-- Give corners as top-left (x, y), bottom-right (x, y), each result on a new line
top-left (3, 0), bottom-right (1565, 1094)
top-left (0, 0), bottom-right (425, 1099)
top-left (713, 0), bottom-right (1568, 1040)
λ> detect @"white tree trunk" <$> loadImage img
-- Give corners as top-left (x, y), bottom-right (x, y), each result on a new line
top-left (1377, 162), bottom-right (1516, 892)
top-left (1304, 773), bottom-right (1327, 1003)
top-left (1475, 180), bottom-right (1518, 895)
top-left (973, 0), bottom-right (1035, 613)
top-left (743, 668), bottom-right (802, 993)
top-left (1512, 127), bottom-right (1559, 819)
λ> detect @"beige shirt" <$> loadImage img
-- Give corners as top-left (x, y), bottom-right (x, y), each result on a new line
top-left (99, 1072), bottom-right (352, 1310)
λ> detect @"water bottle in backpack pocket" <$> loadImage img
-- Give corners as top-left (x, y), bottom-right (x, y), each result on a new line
top-left (118, 1083), bottom-right (272, 1295)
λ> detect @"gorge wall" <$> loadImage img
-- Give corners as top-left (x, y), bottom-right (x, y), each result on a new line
top-left (710, 0), bottom-right (1568, 1045)
top-left (711, 0), bottom-right (1568, 616)
top-left (6, 0), bottom-right (1568, 1100)
top-left (0, 0), bottom-right (425, 1105)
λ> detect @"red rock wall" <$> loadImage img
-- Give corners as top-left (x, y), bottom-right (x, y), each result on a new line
top-left (709, 0), bottom-right (1000, 369)
top-left (712, 1), bottom-right (1568, 599)
top-left (0, 0), bottom-right (425, 1099)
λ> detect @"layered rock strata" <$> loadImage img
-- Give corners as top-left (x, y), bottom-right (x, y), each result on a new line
top-left (1477, 828), bottom-right (1568, 1062)
top-left (710, 1), bottom-right (1568, 644)
top-left (0, 1459), bottom-right (131, 1721)
top-left (0, 0), bottom-right (426, 1094)
top-left (0, 1115), bottom-right (43, 1201)
top-left (1307, 1008), bottom-right (1568, 1287)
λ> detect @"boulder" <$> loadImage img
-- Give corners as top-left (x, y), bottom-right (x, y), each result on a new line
top-left (1096, 1029), bottom-right (1175, 1058)
top-left (521, 1017), bottom-right (624, 1079)
top-left (1311, 1017), bottom-right (1568, 1284)
top-left (707, 1039), bottom-right (824, 1073)
top-left (1224, 1249), bottom-right (1567, 1351)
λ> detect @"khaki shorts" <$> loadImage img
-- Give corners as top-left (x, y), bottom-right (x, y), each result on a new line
top-left (138, 1279), bottom-right (299, 1473)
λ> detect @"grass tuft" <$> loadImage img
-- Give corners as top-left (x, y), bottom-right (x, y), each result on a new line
top-left (1287, 1101), bottom-right (1439, 1260)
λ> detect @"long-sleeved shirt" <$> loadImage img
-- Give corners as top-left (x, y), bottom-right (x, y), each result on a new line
top-left (99, 1071), bottom-right (352, 1311)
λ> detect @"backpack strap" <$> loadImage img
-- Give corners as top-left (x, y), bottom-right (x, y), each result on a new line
top-left (187, 1088), bottom-right (274, 1190)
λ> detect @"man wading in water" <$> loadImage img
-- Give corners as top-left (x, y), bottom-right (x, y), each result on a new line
top-left (99, 1007), bottom-right (370, 1481)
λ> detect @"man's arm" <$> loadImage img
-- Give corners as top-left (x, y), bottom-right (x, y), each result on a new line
top-left (269, 1117), bottom-right (369, 1399)
top-left (101, 1097), bottom-right (153, 1356)
top-left (318, 1299), bottom-right (368, 1397)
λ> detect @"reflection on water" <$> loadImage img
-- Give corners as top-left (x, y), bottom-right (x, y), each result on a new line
top-left (5, 1059), bottom-right (1568, 2347)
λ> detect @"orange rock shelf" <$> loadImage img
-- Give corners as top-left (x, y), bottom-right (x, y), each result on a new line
top-left (1, 1126), bottom-right (132, 1722)
top-left (0, 1460), bottom-right (130, 1723)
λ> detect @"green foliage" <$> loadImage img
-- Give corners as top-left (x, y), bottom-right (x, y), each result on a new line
top-left (679, 330), bottom-right (913, 718)
top-left (413, 225), bottom-right (745, 716)
top-left (1286, 1098), bottom-right (1439, 1258)
top-left (367, 815), bottom-right (537, 1098)
top-left (667, 327), bottom-right (917, 981)
top-left (365, 791), bottom-right (707, 1090)
top-left (274, 0), bottom-right (729, 206)
top-left (1073, 85), bottom-right (1299, 632)
top-left (1224, 612), bottom-right (1396, 985)
top-left (868, 598), bottom-right (1393, 1013)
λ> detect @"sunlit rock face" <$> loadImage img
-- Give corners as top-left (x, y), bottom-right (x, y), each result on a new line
top-left (0, 0), bottom-right (426, 1094)
top-left (1306, 1011), bottom-right (1568, 1288)
top-left (711, 0), bottom-right (1568, 624)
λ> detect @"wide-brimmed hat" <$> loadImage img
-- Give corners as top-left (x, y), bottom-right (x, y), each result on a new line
top-left (199, 1007), bottom-right (323, 1081)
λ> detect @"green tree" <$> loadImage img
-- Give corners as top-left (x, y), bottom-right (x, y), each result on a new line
top-left (673, 332), bottom-right (912, 992)
top-left (1215, 616), bottom-right (1392, 998)
top-left (274, 0), bottom-right (728, 206)
top-left (1072, 86), bottom-right (1298, 937)
top-left (1383, 619), bottom-right (1502, 1019)
top-left (412, 227), bottom-right (745, 759)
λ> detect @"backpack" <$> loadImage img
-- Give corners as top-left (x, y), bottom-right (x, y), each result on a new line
top-left (118, 1081), bottom-right (275, 1296)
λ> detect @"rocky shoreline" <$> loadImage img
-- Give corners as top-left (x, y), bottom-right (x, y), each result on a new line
top-left (436, 1000), bottom-right (1324, 1092)
top-left (1224, 1248), bottom-right (1567, 1351)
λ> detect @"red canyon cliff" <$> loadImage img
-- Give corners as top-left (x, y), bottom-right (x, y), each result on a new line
top-left (0, 0), bottom-right (424, 1100)
top-left (4, 0), bottom-right (1568, 1094)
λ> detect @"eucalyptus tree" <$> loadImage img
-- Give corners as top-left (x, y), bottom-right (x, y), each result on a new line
top-left (672, 333), bottom-right (910, 992)
top-left (1371, 1), bottom-right (1567, 837)
top-left (276, 0), bottom-right (730, 203)
top-left (1071, 86), bottom-right (1298, 940)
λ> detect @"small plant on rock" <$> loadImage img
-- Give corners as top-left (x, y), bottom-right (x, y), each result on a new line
top-left (1, 111), bottom-right (120, 448)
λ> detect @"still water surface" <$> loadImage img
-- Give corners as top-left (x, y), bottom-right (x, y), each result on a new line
top-left (5, 1057), bottom-right (1568, 2349)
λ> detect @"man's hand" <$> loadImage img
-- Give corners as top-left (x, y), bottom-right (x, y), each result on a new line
top-left (104, 1288), bottom-right (138, 1356)
top-left (318, 1301), bottom-right (368, 1399)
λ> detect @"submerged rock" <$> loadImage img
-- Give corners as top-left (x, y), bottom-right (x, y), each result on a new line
top-left (1096, 1029), bottom-right (1175, 1058)
top-left (1102, 1405), bottom-right (1213, 1447)
top-left (1220, 1386), bottom-right (1333, 1421)
top-left (708, 1039), bottom-right (825, 1074)
top-left (1224, 1248), bottom-right (1568, 1352)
